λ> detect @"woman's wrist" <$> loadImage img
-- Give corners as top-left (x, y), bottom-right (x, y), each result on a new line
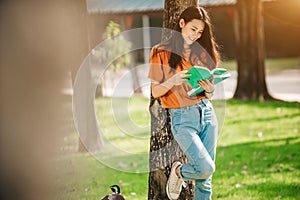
top-left (205, 89), bottom-right (215, 94)
top-left (204, 89), bottom-right (214, 99)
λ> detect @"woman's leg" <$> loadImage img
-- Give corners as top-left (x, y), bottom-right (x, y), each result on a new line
top-left (170, 100), bottom-right (218, 199)
top-left (194, 177), bottom-right (212, 200)
top-left (194, 103), bottom-right (218, 199)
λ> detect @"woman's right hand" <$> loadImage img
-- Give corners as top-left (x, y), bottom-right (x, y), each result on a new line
top-left (151, 70), bottom-right (189, 98)
top-left (167, 70), bottom-right (189, 86)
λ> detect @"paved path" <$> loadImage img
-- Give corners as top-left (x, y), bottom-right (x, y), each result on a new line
top-left (64, 68), bottom-right (300, 102)
top-left (223, 70), bottom-right (300, 102)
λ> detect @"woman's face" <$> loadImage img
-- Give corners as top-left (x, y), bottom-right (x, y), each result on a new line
top-left (179, 19), bottom-right (205, 45)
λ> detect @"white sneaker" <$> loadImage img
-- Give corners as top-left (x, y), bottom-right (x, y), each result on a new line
top-left (166, 161), bottom-right (186, 200)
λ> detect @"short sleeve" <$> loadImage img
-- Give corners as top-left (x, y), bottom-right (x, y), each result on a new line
top-left (148, 47), bottom-right (164, 83)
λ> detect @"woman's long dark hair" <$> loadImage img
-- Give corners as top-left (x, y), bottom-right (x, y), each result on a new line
top-left (167, 6), bottom-right (220, 70)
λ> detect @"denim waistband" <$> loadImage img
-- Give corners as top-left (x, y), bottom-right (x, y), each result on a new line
top-left (170, 98), bottom-right (209, 111)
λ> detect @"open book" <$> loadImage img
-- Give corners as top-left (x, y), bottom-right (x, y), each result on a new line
top-left (185, 66), bottom-right (231, 96)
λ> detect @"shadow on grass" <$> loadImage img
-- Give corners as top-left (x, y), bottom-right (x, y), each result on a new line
top-left (228, 112), bottom-right (300, 125)
top-left (214, 136), bottom-right (300, 199)
top-left (246, 182), bottom-right (300, 199)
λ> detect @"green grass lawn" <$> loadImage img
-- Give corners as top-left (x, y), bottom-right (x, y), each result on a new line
top-left (214, 100), bottom-right (300, 200)
top-left (57, 97), bottom-right (300, 200)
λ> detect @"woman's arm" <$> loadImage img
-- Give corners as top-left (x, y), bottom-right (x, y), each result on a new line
top-left (151, 70), bottom-right (188, 98)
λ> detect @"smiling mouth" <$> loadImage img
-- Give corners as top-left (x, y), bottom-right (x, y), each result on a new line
top-left (186, 37), bottom-right (195, 44)
top-left (183, 35), bottom-right (194, 44)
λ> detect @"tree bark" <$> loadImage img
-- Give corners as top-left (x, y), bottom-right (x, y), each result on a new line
top-left (148, 1), bottom-right (197, 199)
top-left (233, 0), bottom-right (273, 101)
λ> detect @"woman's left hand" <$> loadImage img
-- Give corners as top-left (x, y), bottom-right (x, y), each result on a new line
top-left (197, 79), bottom-right (214, 93)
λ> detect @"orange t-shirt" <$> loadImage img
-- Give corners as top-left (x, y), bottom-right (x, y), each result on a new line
top-left (148, 45), bottom-right (206, 108)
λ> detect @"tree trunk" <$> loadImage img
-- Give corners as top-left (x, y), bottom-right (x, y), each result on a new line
top-left (148, 1), bottom-right (197, 199)
top-left (74, 61), bottom-right (104, 152)
top-left (233, 0), bottom-right (273, 101)
top-left (130, 64), bottom-right (143, 94)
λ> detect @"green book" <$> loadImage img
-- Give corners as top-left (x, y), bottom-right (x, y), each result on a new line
top-left (185, 66), bottom-right (231, 96)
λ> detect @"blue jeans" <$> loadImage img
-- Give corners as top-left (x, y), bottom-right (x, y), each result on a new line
top-left (169, 98), bottom-right (218, 200)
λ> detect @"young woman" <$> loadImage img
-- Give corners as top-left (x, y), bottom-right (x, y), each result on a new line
top-left (148, 6), bottom-right (220, 200)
